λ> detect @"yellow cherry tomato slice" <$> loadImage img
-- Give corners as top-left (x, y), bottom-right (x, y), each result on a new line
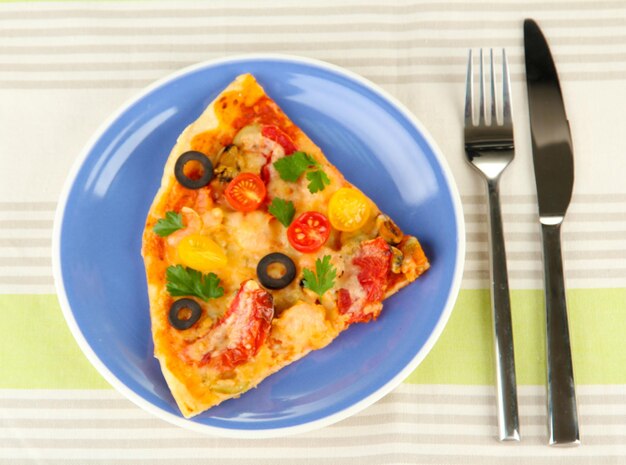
top-left (328, 187), bottom-right (372, 232)
top-left (177, 233), bottom-right (227, 272)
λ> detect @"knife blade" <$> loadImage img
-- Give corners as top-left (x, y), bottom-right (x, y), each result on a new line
top-left (524, 18), bottom-right (580, 447)
top-left (525, 19), bottom-right (574, 219)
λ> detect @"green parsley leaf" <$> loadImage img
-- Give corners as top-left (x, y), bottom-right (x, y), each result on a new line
top-left (153, 211), bottom-right (184, 237)
top-left (268, 197), bottom-right (296, 227)
top-left (302, 255), bottom-right (337, 297)
top-left (305, 170), bottom-right (331, 194)
top-left (166, 265), bottom-right (224, 302)
top-left (273, 151), bottom-right (330, 194)
top-left (273, 151), bottom-right (317, 182)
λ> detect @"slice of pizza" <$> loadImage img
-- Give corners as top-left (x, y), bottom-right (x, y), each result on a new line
top-left (141, 74), bottom-right (429, 418)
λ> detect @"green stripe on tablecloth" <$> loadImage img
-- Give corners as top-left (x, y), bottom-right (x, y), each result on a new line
top-left (406, 288), bottom-right (626, 385)
top-left (0, 290), bottom-right (624, 389)
top-left (0, 295), bottom-right (109, 389)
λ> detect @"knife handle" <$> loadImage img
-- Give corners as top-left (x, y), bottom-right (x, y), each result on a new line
top-left (486, 180), bottom-right (520, 441)
top-left (540, 222), bottom-right (580, 446)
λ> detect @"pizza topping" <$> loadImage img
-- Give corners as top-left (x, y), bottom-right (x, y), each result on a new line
top-left (168, 298), bottom-right (202, 330)
top-left (232, 123), bottom-right (262, 147)
top-left (273, 151), bottom-right (330, 194)
top-left (328, 187), bottom-right (372, 232)
top-left (353, 237), bottom-right (391, 302)
top-left (261, 125), bottom-right (297, 155)
top-left (270, 302), bottom-right (335, 353)
top-left (174, 151), bottom-right (214, 189)
top-left (336, 288), bottom-right (353, 313)
top-left (256, 253), bottom-right (297, 290)
top-left (177, 234), bottom-right (228, 272)
top-left (390, 245), bottom-right (404, 274)
top-left (287, 211), bottom-right (331, 253)
top-left (224, 172), bottom-right (267, 212)
top-left (166, 265), bottom-right (225, 302)
top-left (399, 236), bottom-right (430, 281)
top-left (273, 151), bottom-right (315, 182)
top-left (211, 381), bottom-right (250, 395)
top-left (376, 214), bottom-right (403, 245)
top-left (267, 197), bottom-right (295, 227)
top-left (165, 208), bottom-right (204, 252)
top-left (153, 211), bottom-right (185, 237)
top-left (335, 237), bottom-right (391, 323)
top-left (302, 255), bottom-right (337, 297)
top-left (214, 145), bottom-right (240, 183)
top-left (214, 141), bottom-right (268, 187)
top-left (305, 170), bottom-right (331, 194)
top-left (232, 124), bottom-right (276, 163)
top-left (197, 280), bottom-right (274, 371)
top-left (260, 164), bottom-right (272, 184)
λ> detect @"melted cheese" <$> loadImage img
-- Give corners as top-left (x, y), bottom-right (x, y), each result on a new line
top-left (271, 302), bottom-right (337, 354)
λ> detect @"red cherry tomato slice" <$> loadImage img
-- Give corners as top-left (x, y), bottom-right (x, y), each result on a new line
top-left (261, 125), bottom-right (297, 155)
top-left (287, 211), bottom-right (331, 253)
top-left (224, 173), bottom-right (267, 212)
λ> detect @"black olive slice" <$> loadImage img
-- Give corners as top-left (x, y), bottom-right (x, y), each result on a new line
top-left (168, 298), bottom-right (202, 330)
top-left (257, 253), bottom-right (296, 290)
top-left (174, 151), bottom-right (214, 189)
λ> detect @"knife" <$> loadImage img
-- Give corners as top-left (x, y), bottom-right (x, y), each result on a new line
top-left (524, 19), bottom-right (580, 447)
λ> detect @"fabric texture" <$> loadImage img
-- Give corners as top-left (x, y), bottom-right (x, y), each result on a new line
top-left (1, 1), bottom-right (625, 463)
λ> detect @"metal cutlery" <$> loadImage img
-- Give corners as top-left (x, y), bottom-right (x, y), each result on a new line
top-left (464, 48), bottom-right (520, 442)
top-left (524, 18), bottom-right (580, 447)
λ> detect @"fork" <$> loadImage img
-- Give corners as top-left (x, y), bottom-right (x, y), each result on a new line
top-left (464, 49), bottom-right (520, 442)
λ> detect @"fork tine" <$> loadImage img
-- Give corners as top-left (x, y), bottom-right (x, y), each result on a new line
top-left (490, 48), bottom-right (498, 125)
top-left (478, 49), bottom-right (486, 125)
top-left (502, 49), bottom-right (512, 126)
top-left (464, 49), bottom-right (474, 127)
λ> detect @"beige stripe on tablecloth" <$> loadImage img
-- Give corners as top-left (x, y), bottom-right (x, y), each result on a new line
top-left (0, 1), bottom-right (622, 19)
top-left (0, 385), bottom-right (625, 462)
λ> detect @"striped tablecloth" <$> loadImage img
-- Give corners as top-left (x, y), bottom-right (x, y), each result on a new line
top-left (2, 1), bottom-right (625, 463)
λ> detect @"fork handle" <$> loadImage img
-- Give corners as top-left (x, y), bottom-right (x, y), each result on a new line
top-left (486, 179), bottom-right (520, 441)
top-left (541, 222), bottom-right (580, 446)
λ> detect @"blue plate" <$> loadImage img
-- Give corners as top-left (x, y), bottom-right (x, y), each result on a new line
top-left (53, 55), bottom-right (464, 437)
